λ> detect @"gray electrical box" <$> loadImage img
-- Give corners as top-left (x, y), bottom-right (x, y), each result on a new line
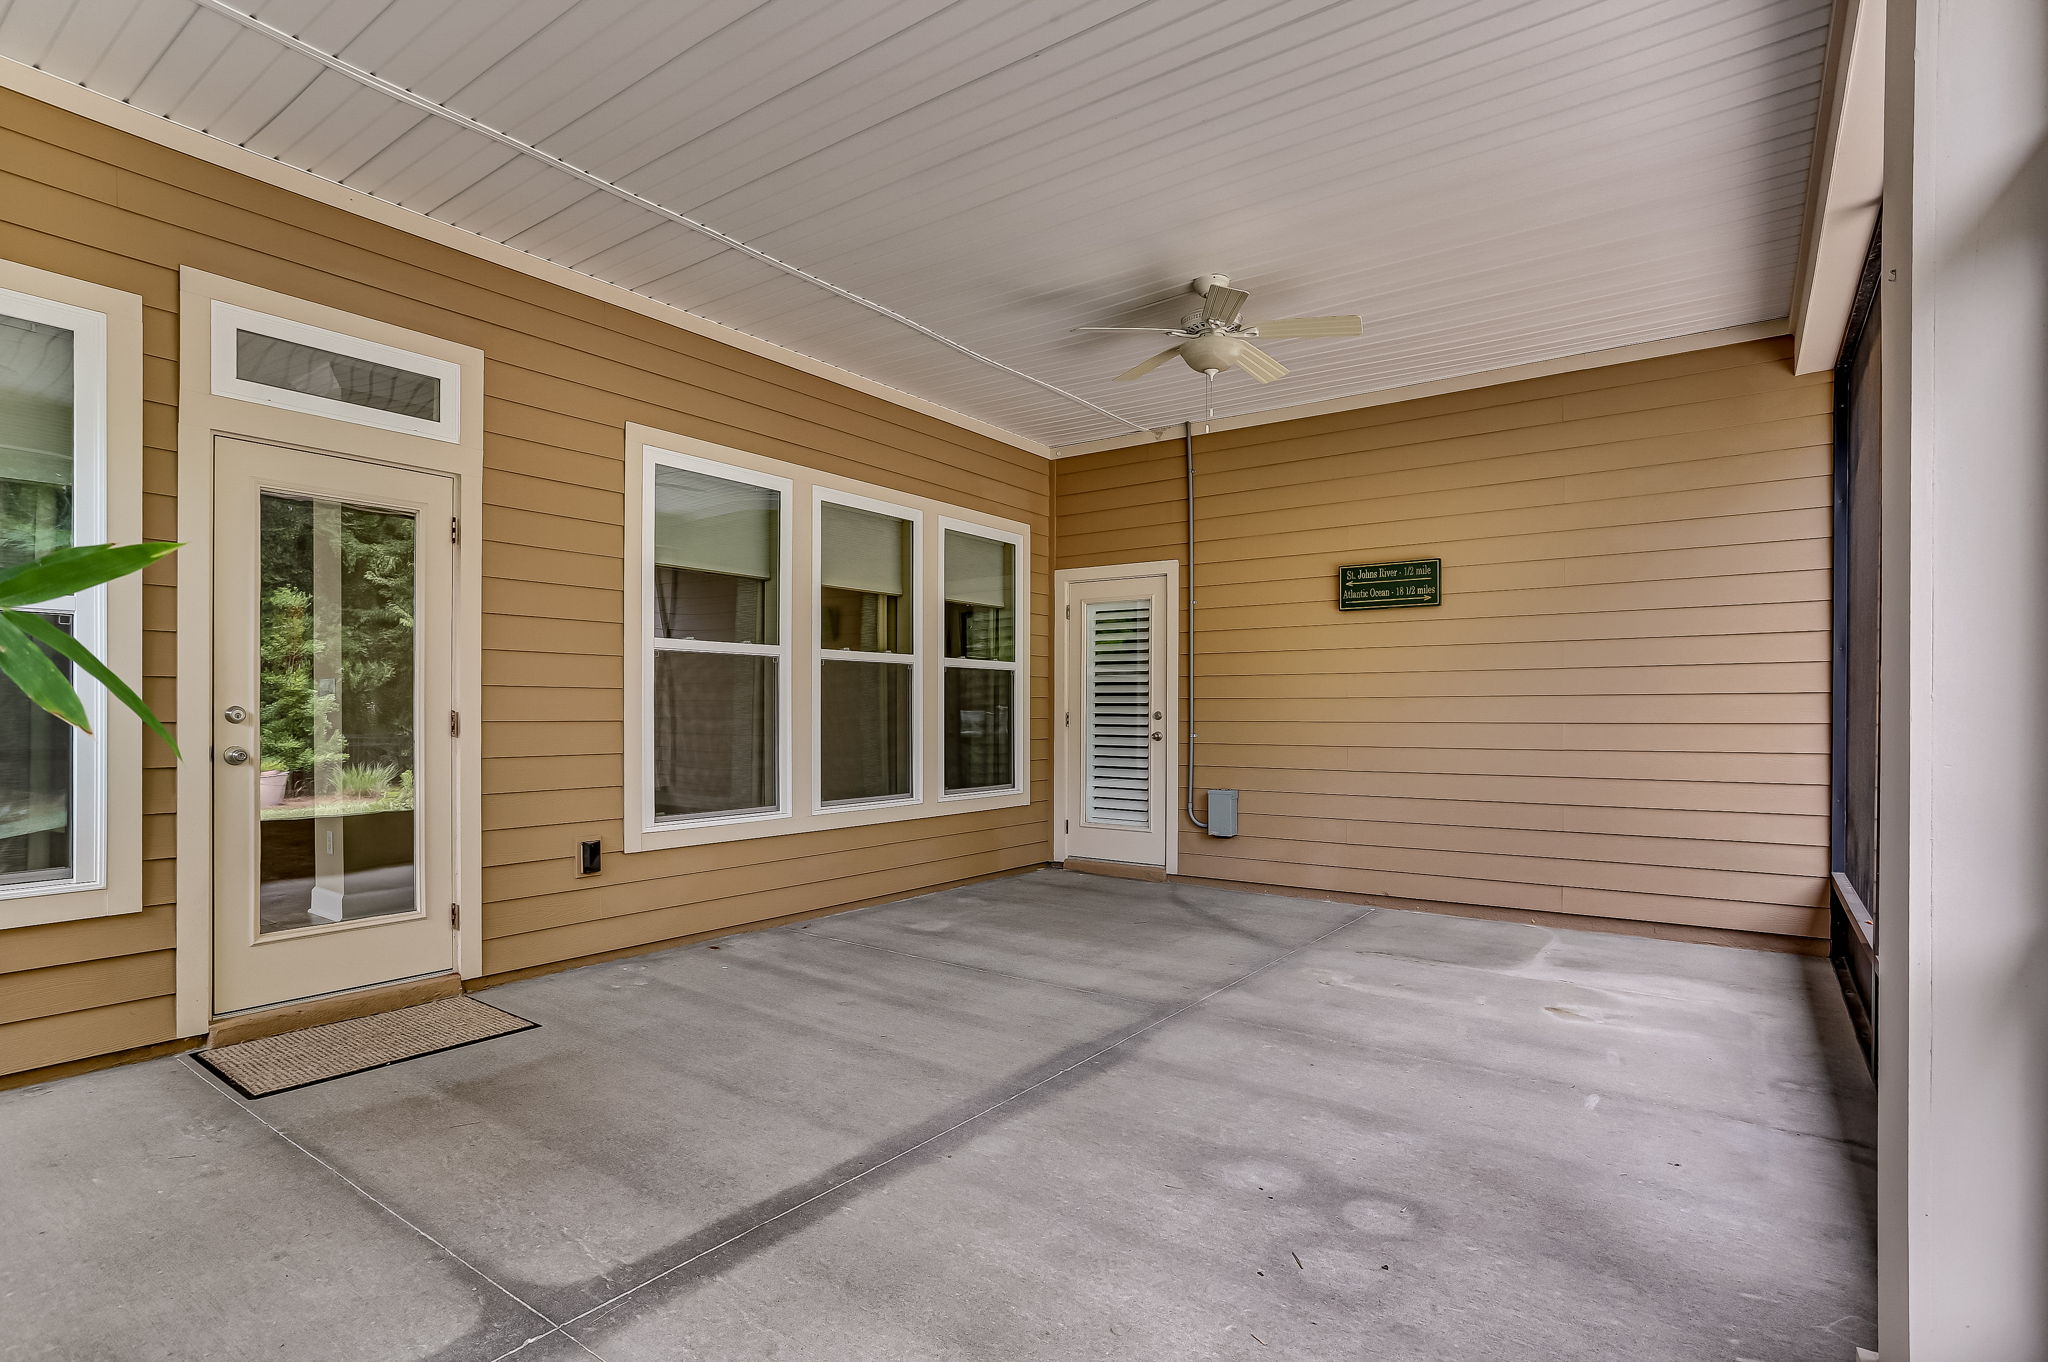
top-left (1206, 788), bottom-right (1239, 838)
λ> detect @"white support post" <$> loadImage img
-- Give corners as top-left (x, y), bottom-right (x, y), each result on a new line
top-left (1878, 0), bottom-right (2048, 1355)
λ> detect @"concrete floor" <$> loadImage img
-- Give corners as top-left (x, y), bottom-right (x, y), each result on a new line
top-left (0, 870), bottom-right (1876, 1361)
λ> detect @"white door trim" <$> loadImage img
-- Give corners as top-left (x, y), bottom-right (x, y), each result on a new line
top-left (175, 270), bottom-right (485, 1035)
top-left (1054, 560), bottom-right (1179, 875)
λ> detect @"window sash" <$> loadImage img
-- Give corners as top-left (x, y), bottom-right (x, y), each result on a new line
top-left (941, 662), bottom-right (1017, 797)
top-left (644, 450), bottom-right (793, 827)
top-left (0, 284), bottom-right (108, 902)
top-left (812, 488), bottom-right (921, 811)
top-left (937, 517), bottom-right (1024, 798)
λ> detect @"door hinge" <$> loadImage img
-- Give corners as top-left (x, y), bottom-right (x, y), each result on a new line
top-left (449, 710), bottom-right (460, 737)
top-left (1064, 711), bottom-right (1071, 727)
top-left (451, 517), bottom-right (460, 544)
top-left (1064, 819), bottom-right (1070, 833)
top-left (450, 902), bottom-right (460, 930)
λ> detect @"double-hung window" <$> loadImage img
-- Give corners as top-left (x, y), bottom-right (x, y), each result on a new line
top-left (646, 454), bottom-right (791, 825)
top-left (817, 493), bottom-right (919, 807)
top-left (626, 428), bottom-right (1029, 850)
top-left (940, 522), bottom-right (1021, 797)
top-left (0, 266), bottom-right (142, 927)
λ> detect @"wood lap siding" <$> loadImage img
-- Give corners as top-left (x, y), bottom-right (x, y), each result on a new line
top-left (0, 91), bottom-right (1052, 1077)
top-left (1055, 338), bottom-right (1832, 939)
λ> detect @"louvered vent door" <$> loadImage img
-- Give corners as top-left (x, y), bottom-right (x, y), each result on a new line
top-left (1065, 574), bottom-right (1169, 868)
top-left (1083, 601), bottom-right (1153, 826)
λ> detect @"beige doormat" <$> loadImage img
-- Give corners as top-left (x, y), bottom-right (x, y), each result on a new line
top-left (194, 994), bottom-right (536, 1098)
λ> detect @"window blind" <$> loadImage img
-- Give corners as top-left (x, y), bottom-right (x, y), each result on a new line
top-left (821, 501), bottom-right (910, 595)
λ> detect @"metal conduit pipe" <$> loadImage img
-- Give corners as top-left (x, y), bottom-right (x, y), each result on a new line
top-left (1183, 373), bottom-right (1216, 830)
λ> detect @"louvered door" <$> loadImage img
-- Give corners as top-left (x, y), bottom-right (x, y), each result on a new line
top-left (1082, 601), bottom-right (1154, 826)
top-left (1063, 573), bottom-right (1169, 867)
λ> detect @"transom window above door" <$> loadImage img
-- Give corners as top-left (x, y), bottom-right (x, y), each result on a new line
top-left (211, 301), bottom-right (462, 443)
top-left (625, 427), bottom-right (1030, 851)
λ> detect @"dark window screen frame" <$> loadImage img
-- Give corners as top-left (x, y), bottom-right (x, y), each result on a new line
top-left (1830, 226), bottom-right (1882, 1069)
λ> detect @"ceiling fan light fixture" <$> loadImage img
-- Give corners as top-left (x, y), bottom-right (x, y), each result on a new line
top-left (1090, 274), bottom-right (1359, 387)
top-left (1176, 333), bottom-right (1247, 374)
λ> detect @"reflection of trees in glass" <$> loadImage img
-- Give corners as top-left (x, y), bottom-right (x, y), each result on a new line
top-left (0, 478), bottom-right (70, 574)
top-left (258, 584), bottom-right (343, 789)
top-left (258, 495), bottom-right (416, 797)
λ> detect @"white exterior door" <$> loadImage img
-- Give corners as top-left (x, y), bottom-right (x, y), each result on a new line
top-left (211, 437), bottom-right (457, 1014)
top-left (1061, 570), bottom-right (1170, 868)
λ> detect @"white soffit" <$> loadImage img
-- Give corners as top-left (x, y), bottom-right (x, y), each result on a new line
top-left (0, 0), bottom-right (1832, 450)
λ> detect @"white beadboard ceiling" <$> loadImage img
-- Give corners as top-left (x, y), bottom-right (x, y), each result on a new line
top-left (1, 0), bottom-right (1831, 449)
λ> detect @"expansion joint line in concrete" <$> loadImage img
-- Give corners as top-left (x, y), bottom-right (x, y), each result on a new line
top-left (538, 906), bottom-right (1376, 1346)
top-left (187, 905), bottom-right (1376, 1362)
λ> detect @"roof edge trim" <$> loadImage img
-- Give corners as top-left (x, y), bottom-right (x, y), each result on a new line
top-left (1788, 0), bottom-right (1884, 376)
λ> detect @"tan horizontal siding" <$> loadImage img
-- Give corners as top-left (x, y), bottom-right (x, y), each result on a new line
top-left (484, 839), bottom-right (1050, 976)
top-left (1056, 336), bottom-right (1831, 938)
top-left (0, 90), bottom-right (1052, 1078)
top-left (0, 996), bottom-right (180, 1075)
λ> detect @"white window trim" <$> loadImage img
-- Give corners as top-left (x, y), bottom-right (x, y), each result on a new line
top-left (210, 300), bottom-right (464, 444)
top-left (0, 265), bottom-right (143, 929)
top-left (937, 515), bottom-right (1028, 802)
top-left (624, 425), bottom-right (1030, 852)
top-left (642, 448), bottom-right (795, 830)
top-left (813, 486), bottom-right (923, 814)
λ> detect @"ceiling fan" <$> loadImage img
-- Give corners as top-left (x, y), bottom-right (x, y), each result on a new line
top-left (1076, 274), bottom-right (1364, 383)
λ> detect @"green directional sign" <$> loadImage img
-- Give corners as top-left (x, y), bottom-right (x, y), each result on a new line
top-left (1338, 558), bottom-right (1441, 611)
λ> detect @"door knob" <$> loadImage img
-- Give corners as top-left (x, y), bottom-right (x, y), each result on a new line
top-left (1150, 731), bottom-right (1164, 741)
top-left (221, 746), bottom-right (251, 766)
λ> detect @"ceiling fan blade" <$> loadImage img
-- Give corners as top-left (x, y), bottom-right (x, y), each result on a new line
top-left (1115, 347), bottom-right (1184, 382)
top-left (1232, 343), bottom-right (1289, 383)
top-left (1073, 326), bottom-right (1185, 333)
top-left (1200, 285), bottom-right (1250, 325)
top-left (1250, 315), bottom-right (1364, 339)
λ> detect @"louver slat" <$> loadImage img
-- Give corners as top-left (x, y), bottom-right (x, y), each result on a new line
top-left (1083, 601), bottom-right (1153, 827)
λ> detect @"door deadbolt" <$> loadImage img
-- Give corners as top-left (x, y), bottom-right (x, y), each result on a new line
top-left (222, 705), bottom-right (249, 724)
top-left (221, 746), bottom-right (251, 766)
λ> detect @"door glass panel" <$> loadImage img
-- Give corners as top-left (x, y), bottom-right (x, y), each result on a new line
top-left (1083, 600), bottom-right (1152, 827)
top-left (256, 492), bottom-right (418, 933)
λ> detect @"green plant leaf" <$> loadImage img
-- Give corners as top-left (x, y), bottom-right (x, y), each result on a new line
top-left (0, 542), bottom-right (182, 608)
top-left (0, 610), bottom-right (91, 733)
top-left (5, 608), bottom-right (180, 759)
